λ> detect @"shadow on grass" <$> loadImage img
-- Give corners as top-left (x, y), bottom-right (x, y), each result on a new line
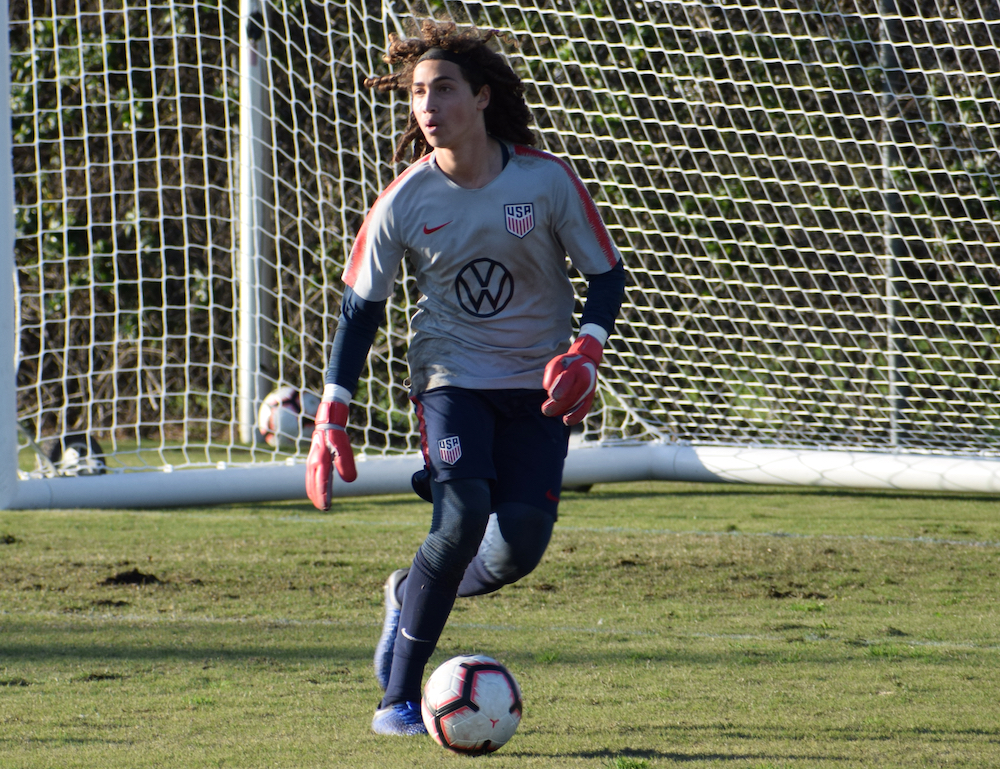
top-left (560, 747), bottom-right (853, 762)
top-left (0, 618), bottom-right (377, 665)
top-left (574, 484), bottom-right (1000, 505)
top-left (0, 640), bottom-right (376, 665)
top-left (3, 630), bottom-right (976, 672)
top-left (517, 719), bottom-right (1000, 760)
top-left (189, 493), bottom-right (426, 516)
top-left (147, 481), bottom-right (1000, 516)
top-left (0, 736), bottom-right (134, 747)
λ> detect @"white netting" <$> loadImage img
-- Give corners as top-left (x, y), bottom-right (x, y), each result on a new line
top-left (11, 0), bottom-right (1000, 482)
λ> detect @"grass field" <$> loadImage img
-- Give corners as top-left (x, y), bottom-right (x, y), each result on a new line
top-left (2, 480), bottom-right (999, 768)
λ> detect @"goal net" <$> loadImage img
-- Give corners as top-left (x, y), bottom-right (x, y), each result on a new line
top-left (6, 0), bottom-right (1000, 508)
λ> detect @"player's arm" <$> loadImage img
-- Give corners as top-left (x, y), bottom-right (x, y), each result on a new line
top-left (542, 260), bottom-right (626, 425)
top-left (306, 287), bottom-right (386, 510)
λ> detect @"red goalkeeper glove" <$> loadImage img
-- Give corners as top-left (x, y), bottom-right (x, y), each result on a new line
top-left (541, 334), bottom-right (603, 426)
top-left (305, 400), bottom-right (357, 510)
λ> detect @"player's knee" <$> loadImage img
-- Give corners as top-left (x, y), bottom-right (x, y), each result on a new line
top-left (488, 548), bottom-right (542, 585)
top-left (479, 503), bottom-right (555, 585)
top-left (419, 477), bottom-right (492, 581)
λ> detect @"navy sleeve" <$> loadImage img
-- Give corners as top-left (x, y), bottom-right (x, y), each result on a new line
top-left (325, 287), bottom-right (387, 392)
top-left (580, 260), bottom-right (626, 336)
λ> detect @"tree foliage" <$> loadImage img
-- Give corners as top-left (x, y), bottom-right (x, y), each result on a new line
top-left (12, 0), bottom-right (1000, 453)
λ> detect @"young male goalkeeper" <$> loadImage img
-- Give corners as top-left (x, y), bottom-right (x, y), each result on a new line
top-left (305, 20), bottom-right (626, 736)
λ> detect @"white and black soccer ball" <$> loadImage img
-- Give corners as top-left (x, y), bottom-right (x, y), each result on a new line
top-left (45, 434), bottom-right (107, 477)
top-left (421, 654), bottom-right (522, 755)
top-left (257, 386), bottom-right (320, 448)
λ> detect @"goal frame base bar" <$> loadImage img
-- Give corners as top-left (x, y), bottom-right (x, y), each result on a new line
top-left (5, 443), bottom-right (1000, 510)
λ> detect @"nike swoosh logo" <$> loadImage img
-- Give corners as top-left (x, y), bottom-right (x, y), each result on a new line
top-left (401, 627), bottom-right (433, 643)
top-left (423, 221), bottom-right (452, 234)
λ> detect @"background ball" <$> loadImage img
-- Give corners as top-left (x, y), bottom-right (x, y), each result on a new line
top-left (257, 386), bottom-right (318, 448)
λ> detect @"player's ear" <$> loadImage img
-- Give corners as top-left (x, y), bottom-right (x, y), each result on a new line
top-left (476, 83), bottom-right (490, 112)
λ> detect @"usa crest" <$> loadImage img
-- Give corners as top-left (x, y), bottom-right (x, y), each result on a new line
top-left (504, 203), bottom-right (535, 238)
top-left (438, 436), bottom-right (462, 465)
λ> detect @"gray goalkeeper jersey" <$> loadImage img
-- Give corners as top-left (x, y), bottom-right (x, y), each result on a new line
top-left (343, 142), bottom-right (622, 394)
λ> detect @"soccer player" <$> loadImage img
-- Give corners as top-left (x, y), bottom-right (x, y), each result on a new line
top-left (305, 20), bottom-right (627, 736)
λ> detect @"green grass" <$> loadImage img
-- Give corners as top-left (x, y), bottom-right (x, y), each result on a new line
top-left (2, 481), bottom-right (1000, 767)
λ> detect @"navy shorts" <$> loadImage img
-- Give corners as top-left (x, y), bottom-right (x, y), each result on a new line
top-left (413, 387), bottom-right (570, 516)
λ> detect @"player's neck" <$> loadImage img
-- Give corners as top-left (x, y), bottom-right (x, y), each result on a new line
top-left (434, 136), bottom-right (503, 189)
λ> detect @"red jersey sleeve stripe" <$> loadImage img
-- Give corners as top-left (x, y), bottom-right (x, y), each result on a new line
top-left (514, 145), bottom-right (619, 269)
top-left (343, 154), bottom-right (434, 288)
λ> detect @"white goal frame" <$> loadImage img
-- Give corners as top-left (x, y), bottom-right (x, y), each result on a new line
top-left (6, 0), bottom-right (1000, 509)
top-left (1, 0), bottom-right (16, 509)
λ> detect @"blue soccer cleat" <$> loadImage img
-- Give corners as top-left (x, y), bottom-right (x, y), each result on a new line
top-left (371, 700), bottom-right (427, 736)
top-left (374, 567), bottom-right (408, 691)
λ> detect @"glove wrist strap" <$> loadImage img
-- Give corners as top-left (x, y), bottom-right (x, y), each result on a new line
top-left (569, 333), bottom-right (604, 366)
top-left (315, 399), bottom-right (350, 427)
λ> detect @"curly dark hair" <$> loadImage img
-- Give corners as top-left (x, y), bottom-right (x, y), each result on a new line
top-left (364, 20), bottom-right (536, 162)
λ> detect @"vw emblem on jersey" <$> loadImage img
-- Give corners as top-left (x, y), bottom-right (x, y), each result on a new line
top-left (504, 202), bottom-right (535, 238)
top-left (438, 436), bottom-right (462, 465)
top-left (455, 259), bottom-right (515, 318)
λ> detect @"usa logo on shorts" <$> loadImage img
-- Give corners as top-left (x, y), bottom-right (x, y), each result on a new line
top-left (438, 436), bottom-right (462, 465)
top-left (504, 203), bottom-right (534, 238)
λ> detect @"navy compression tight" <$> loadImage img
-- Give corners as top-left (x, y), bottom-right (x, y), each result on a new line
top-left (381, 477), bottom-right (556, 706)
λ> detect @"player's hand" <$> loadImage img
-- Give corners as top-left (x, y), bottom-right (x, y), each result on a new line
top-left (305, 400), bottom-right (357, 510)
top-left (541, 334), bottom-right (603, 426)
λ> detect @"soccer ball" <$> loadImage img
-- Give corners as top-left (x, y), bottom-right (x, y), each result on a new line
top-left (257, 386), bottom-right (320, 448)
top-left (421, 655), bottom-right (522, 755)
top-left (44, 434), bottom-right (107, 477)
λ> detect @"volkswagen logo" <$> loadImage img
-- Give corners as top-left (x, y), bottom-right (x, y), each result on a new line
top-left (455, 259), bottom-right (515, 318)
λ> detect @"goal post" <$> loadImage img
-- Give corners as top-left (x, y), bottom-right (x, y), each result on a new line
top-left (7, 0), bottom-right (1000, 510)
top-left (0, 0), bottom-right (16, 510)
top-left (237, 0), bottom-right (278, 446)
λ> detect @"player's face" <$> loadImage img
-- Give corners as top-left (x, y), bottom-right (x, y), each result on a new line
top-left (411, 60), bottom-right (490, 151)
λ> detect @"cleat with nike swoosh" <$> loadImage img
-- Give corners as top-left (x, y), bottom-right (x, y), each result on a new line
top-left (371, 700), bottom-right (427, 736)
